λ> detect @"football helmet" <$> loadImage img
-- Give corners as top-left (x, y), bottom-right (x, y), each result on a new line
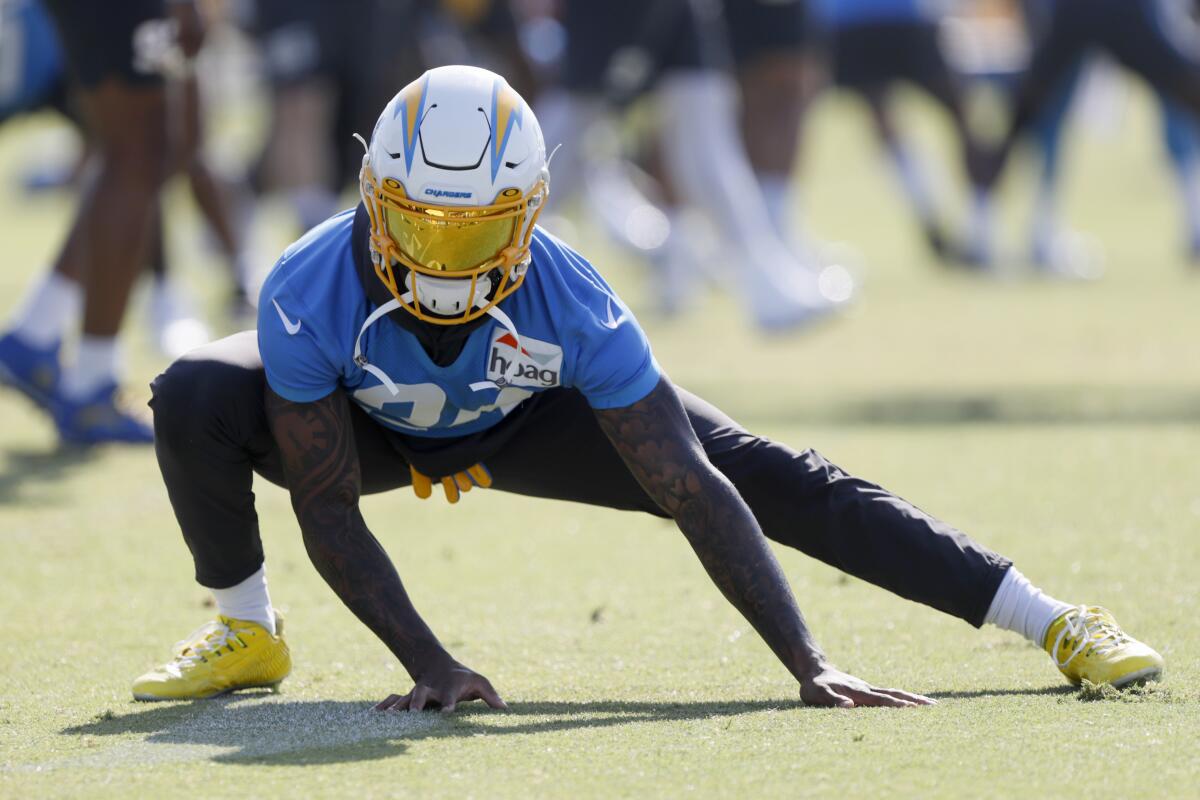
top-left (359, 65), bottom-right (548, 325)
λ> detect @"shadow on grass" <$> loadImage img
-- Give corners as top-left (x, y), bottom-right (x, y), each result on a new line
top-left (0, 445), bottom-right (98, 503)
top-left (58, 686), bottom-right (1087, 767)
top-left (713, 386), bottom-right (1200, 428)
top-left (927, 685), bottom-right (1075, 701)
top-left (61, 696), bottom-right (808, 766)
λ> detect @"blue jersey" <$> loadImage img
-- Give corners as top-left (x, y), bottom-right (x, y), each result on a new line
top-left (818, 0), bottom-right (933, 28)
top-left (258, 210), bottom-right (661, 438)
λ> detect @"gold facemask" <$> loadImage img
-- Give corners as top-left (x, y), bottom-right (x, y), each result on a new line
top-left (360, 167), bottom-right (547, 325)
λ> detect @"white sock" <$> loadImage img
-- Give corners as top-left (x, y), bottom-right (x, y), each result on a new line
top-left (887, 142), bottom-right (936, 224)
top-left (1176, 160), bottom-right (1200, 243)
top-left (657, 72), bottom-right (787, 256)
top-left (10, 272), bottom-right (82, 348)
top-left (758, 173), bottom-right (792, 237)
top-left (60, 335), bottom-right (120, 400)
top-left (984, 566), bottom-right (1074, 647)
top-left (1031, 179), bottom-right (1060, 258)
top-left (657, 72), bottom-right (820, 320)
top-left (211, 565), bottom-right (276, 634)
top-left (969, 189), bottom-right (996, 262)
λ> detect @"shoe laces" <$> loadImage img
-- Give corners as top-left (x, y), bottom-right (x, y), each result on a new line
top-left (1052, 606), bottom-right (1130, 668)
top-left (169, 619), bottom-right (247, 672)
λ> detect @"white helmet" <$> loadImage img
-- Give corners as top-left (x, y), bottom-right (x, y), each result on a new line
top-left (359, 65), bottom-right (549, 325)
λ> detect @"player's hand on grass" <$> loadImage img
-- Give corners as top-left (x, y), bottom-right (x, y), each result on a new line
top-left (799, 665), bottom-right (935, 709)
top-left (374, 657), bottom-right (507, 713)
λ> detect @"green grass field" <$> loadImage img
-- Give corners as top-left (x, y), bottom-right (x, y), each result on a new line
top-left (1, 88), bottom-right (1198, 798)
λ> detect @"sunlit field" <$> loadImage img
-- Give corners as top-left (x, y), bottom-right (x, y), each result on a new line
top-left (1, 85), bottom-right (1198, 798)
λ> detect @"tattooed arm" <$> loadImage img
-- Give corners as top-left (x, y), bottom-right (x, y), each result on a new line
top-left (266, 387), bottom-right (505, 711)
top-left (595, 377), bottom-right (933, 708)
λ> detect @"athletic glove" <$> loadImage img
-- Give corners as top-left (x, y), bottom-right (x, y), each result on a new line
top-left (409, 463), bottom-right (493, 504)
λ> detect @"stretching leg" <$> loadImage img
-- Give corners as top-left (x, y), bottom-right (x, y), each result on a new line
top-left (486, 387), bottom-right (1011, 627)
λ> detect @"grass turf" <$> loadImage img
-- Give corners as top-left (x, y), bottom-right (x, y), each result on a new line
top-left (1, 87), bottom-right (1198, 798)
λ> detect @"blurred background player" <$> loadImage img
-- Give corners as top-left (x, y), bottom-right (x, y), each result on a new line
top-left (538, 0), bottom-right (849, 330)
top-left (243, 0), bottom-right (535, 237)
top-left (1155, 96), bottom-right (1200, 264)
top-left (1, 0), bottom-right (252, 352)
top-left (0, 0), bottom-right (254, 443)
top-left (725, 0), bottom-right (830, 265)
top-left (0, 0), bottom-right (203, 444)
top-left (983, 0), bottom-right (1200, 265)
top-left (242, 0), bottom-right (414, 235)
top-left (147, 36), bottom-right (259, 345)
top-left (818, 0), bottom-right (992, 264)
top-left (1008, 0), bottom-right (1200, 275)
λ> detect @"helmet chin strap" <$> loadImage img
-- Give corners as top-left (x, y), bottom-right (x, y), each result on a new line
top-left (353, 298), bottom-right (404, 395)
top-left (353, 280), bottom-right (523, 399)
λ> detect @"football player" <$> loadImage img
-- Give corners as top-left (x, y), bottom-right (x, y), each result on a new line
top-left (984, 0), bottom-right (1200, 205)
top-left (244, 0), bottom-right (408, 234)
top-left (819, 0), bottom-right (991, 263)
top-left (244, 0), bottom-right (534, 236)
top-left (0, 0), bottom-right (205, 443)
top-left (133, 66), bottom-right (1163, 709)
top-left (0, 0), bottom-right (249, 347)
top-left (997, 0), bottom-right (1200, 272)
top-left (724, 0), bottom-right (825, 257)
top-left (537, 0), bottom-right (842, 329)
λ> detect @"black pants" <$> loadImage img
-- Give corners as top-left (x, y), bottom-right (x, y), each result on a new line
top-left (150, 332), bottom-right (1011, 627)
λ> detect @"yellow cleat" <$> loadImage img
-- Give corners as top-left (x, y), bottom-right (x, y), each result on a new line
top-left (132, 613), bottom-right (291, 701)
top-left (1044, 606), bottom-right (1163, 688)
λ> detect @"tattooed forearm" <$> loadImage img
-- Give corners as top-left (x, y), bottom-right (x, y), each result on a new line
top-left (265, 387), bottom-right (447, 678)
top-left (594, 377), bottom-right (826, 680)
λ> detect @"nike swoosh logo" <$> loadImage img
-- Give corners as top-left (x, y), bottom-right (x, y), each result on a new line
top-left (602, 296), bottom-right (625, 330)
top-left (272, 299), bottom-right (302, 335)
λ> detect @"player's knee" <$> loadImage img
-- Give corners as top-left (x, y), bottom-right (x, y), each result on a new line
top-left (149, 358), bottom-right (207, 446)
top-left (106, 126), bottom-right (171, 189)
top-left (149, 355), bottom-right (254, 447)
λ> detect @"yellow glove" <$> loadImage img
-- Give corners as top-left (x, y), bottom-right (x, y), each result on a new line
top-left (410, 463), bottom-right (493, 504)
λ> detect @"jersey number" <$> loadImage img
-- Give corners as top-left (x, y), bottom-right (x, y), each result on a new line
top-left (352, 382), bottom-right (533, 430)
